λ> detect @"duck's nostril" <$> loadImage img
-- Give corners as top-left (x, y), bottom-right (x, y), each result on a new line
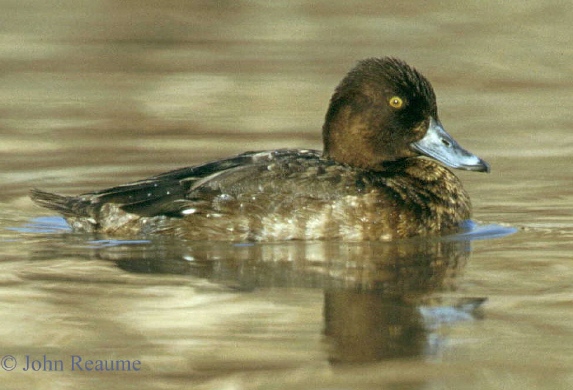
top-left (442, 139), bottom-right (451, 147)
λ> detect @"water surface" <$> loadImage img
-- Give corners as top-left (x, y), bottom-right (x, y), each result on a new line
top-left (1, 1), bottom-right (572, 389)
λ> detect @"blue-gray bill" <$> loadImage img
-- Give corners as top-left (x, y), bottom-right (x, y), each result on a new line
top-left (411, 117), bottom-right (490, 173)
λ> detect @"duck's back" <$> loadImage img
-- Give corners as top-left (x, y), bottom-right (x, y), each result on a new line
top-left (31, 149), bottom-right (471, 241)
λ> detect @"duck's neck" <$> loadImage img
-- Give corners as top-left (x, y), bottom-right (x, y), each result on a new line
top-left (323, 128), bottom-right (414, 173)
top-left (322, 108), bottom-right (391, 171)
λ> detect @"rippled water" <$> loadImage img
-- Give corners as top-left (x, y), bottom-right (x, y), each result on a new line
top-left (1, 1), bottom-right (572, 389)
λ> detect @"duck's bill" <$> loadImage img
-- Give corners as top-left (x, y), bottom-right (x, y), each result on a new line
top-left (411, 117), bottom-right (490, 173)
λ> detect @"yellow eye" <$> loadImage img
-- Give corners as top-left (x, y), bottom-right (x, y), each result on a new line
top-left (389, 96), bottom-right (404, 109)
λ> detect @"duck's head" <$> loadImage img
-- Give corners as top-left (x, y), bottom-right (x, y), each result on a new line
top-left (322, 57), bottom-right (489, 173)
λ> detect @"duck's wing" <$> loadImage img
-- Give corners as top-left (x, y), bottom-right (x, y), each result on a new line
top-left (120, 149), bottom-right (325, 217)
top-left (31, 149), bottom-right (323, 218)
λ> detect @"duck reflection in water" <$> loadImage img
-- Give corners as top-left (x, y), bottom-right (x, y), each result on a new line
top-left (95, 234), bottom-right (485, 364)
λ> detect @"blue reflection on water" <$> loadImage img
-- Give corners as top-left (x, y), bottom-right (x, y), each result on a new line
top-left (8, 216), bottom-right (71, 234)
top-left (445, 220), bottom-right (517, 241)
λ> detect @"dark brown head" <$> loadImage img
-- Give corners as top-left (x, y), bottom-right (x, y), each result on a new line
top-left (322, 57), bottom-right (489, 172)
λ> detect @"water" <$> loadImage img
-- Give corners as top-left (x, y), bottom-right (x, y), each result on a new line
top-left (1, 1), bottom-right (572, 389)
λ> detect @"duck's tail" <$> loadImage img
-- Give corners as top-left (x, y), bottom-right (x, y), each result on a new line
top-left (29, 189), bottom-right (91, 218)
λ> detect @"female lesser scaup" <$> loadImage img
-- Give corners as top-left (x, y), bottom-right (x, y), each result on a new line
top-left (31, 57), bottom-right (489, 241)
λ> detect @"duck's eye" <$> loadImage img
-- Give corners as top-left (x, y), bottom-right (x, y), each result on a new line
top-left (388, 96), bottom-right (404, 109)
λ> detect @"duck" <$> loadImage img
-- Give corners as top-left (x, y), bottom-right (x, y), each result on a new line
top-left (30, 57), bottom-right (489, 241)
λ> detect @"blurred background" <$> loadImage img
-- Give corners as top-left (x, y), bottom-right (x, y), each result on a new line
top-left (1, 1), bottom-right (572, 389)
top-left (2, 1), bottom-right (570, 203)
